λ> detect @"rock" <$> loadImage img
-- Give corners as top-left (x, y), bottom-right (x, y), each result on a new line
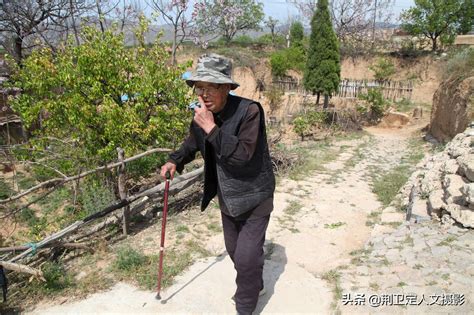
top-left (380, 211), bottom-right (404, 223)
top-left (412, 106), bottom-right (423, 119)
top-left (443, 174), bottom-right (468, 204)
top-left (447, 136), bottom-right (470, 158)
top-left (462, 183), bottom-right (474, 207)
top-left (445, 204), bottom-right (474, 228)
top-left (420, 170), bottom-right (442, 196)
top-left (410, 198), bottom-right (429, 220)
top-left (427, 189), bottom-right (446, 217)
top-left (442, 159), bottom-right (459, 174)
top-left (430, 76), bottom-right (474, 143)
top-left (379, 111), bottom-right (410, 128)
top-left (457, 153), bottom-right (474, 182)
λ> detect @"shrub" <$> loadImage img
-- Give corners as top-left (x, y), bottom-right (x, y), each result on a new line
top-left (270, 51), bottom-right (289, 77)
top-left (369, 57), bottom-right (396, 81)
top-left (113, 246), bottom-right (146, 272)
top-left (41, 261), bottom-right (72, 293)
top-left (264, 85), bottom-right (284, 114)
top-left (357, 88), bottom-right (387, 121)
top-left (232, 35), bottom-right (254, 46)
top-left (270, 46), bottom-right (306, 77)
top-left (444, 47), bottom-right (474, 80)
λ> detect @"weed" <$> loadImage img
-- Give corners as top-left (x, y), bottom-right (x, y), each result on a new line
top-left (289, 227), bottom-right (300, 233)
top-left (113, 246), bottom-right (146, 272)
top-left (175, 225), bottom-right (190, 233)
top-left (397, 281), bottom-right (407, 287)
top-left (441, 274), bottom-right (450, 281)
top-left (437, 235), bottom-right (457, 246)
top-left (284, 200), bottom-right (303, 216)
top-left (324, 222), bottom-right (346, 229)
top-left (372, 165), bottom-right (411, 207)
top-left (321, 269), bottom-right (342, 310)
top-left (402, 236), bottom-right (414, 246)
top-left (0, 178), bottom-right (14, 199)
top-left (426, 280), bottom-right (438, 286)
top-left (369, 282), bottom-right (380, 291)
top-left (413, 264), bottom-right (423, 270)
top-left (41, 261), bottom-right (72, 293)
top-left (206, 222), bottom-right (222, 233)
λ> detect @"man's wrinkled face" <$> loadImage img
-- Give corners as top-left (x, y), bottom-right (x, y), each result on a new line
top-left (194, 82), bottom-right (231, 113)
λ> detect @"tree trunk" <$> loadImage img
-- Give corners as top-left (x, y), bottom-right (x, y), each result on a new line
top-left (323, 94), bottom-right (329, 109)
top-left (431, 36), bottom-right (438, 52)
top-left (316, 92), bottom-right (320, 105)
top-left (13, 36), bottom-right (23, 64)
top-left (171, 28), bottom-right (178, 65)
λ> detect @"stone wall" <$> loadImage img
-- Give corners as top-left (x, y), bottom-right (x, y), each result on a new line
top-left (399, 127), bottom-right (474, 228)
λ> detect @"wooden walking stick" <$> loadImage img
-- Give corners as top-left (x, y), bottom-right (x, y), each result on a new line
top-left (156, 172), bottom-right (171, 300)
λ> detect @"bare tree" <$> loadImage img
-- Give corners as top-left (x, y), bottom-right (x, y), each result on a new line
top-left (0, 0), bottom-right (81, 63)
top-left (148, 0), bottom-right (192, 65)
top-left (287, 0), bottom-right (393, 46)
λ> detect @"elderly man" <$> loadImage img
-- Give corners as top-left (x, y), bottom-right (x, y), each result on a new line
top-left (160, 53), bottom-right (275, 315)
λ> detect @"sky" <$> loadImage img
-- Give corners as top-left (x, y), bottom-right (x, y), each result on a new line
top-left (141, 0), bottom-right (416, 26)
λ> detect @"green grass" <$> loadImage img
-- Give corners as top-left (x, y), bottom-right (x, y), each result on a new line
top-left (284, 200), bottom-right (303, 215)
top-left (437, 235), bottom-right (457, 246)
top-left (321, 269), bottom-right (342, 310)
top-left (111, 245), bottom-right (199, 290)
top-left (372, 165), bottom-right (411, 207)
top-left (175, 225), bottom-right (190, 233)
top-left (206, 222), bottom-right (222, 233)
top-left (324, 222), bottom-right (346, 229)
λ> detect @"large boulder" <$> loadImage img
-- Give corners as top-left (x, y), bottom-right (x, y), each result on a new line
top-left (429, 76), bottom-right (474, 142)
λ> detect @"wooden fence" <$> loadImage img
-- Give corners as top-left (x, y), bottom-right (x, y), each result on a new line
top-left (272, 78), bottom-right (413, 101)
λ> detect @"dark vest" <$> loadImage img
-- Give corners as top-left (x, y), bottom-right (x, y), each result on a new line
top-left (191, 95), bottom-right (275, 217)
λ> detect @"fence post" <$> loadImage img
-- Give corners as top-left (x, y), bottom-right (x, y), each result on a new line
top-left (117, 147), bottom-right (129, 236)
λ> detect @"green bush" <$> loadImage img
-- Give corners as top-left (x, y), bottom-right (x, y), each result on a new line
top-left (270, 51), bottom-right (289, 77)
top-left (255, 34), bottom-right (286, 47)
top-left (0, 178), bottom-right (13, 199)
top-left (113, 246), bottom-right (146, 272)
top-left (369, 57), bottom-right (396, 81)
top-left (292, 110), bottom-right (329, 140)
top-left (41, 261), bottom-right (72, 293)
top-left (444, 47), bottom-right (474, 80)
top-left (79, 178), bottom-right (115, 217)
top-left (358, 88), bottom-right (387, 121)
top-left (232, 35), bottom-right (254, 46)
top-left (270, 46), bottom-right (306, 77)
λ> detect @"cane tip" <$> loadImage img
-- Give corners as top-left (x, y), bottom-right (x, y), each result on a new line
top-left (155, 293), bottom-right (161, 300)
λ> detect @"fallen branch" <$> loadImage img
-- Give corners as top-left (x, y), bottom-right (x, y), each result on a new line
top-left (0, 147), bottom-right (172, 205)
top-left (8, 167), bottom-right (204, 263)
top-left (81, 169), bottom-right (203, 236)
top-left (0, 242), bottom-right (92, 254)
top-left (0, 261), bottom-right (45, 281)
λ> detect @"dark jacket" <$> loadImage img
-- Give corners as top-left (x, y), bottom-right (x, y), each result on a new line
top-left (169, 95), bottom-right (275, 217)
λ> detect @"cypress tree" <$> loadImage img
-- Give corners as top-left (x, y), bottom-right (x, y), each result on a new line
top-left (303, 0), bottom-right (340, 108)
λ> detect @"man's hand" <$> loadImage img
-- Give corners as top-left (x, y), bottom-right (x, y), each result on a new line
top-left (160, 162), bottom-right (176, 180)
top-left (193, 98), bottom-right (216, 134)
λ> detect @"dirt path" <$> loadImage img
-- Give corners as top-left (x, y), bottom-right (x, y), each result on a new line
top-left (29, 126), bottom-right (417, 314)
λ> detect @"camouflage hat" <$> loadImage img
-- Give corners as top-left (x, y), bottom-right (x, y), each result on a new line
top-left (185, 53), bottom-right (240, 90)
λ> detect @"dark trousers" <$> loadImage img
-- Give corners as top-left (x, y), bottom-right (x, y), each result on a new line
top-left (221, 212), bottom-right (270, 315)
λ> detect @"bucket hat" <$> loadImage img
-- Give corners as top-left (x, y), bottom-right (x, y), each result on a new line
top-left (185, 53), bottom-right (240, 90)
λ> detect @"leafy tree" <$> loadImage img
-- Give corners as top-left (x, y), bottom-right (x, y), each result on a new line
top-left (9, 18), bottom-right (192, 161)
top-left (303, 0), bottom-right (340, 108)
top-left (264, 16), bottom-right (279, 46)
top-left (193, 0), bottom-right (264, 43)
top-left (401, 0), bottom-right (474, 52)
top-left (289, 21), bottom-right (304, 48)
